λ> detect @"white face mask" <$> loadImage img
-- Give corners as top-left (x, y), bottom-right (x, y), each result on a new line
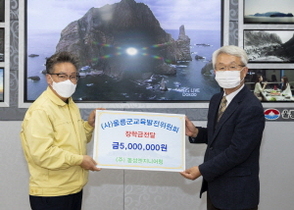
top-left (50, 76), bottom-right (77, 98)
top-left (215, 69), bottom-right (244, 89)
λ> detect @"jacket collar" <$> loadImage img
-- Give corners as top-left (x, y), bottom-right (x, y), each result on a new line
top-left (45, 87), bottom-right (73, 107)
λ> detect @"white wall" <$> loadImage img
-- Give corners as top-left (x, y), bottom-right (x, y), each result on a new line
top-left (1, 121), bottom-right (294, 210)
top-left (259, 122), bottom-right (294, 209)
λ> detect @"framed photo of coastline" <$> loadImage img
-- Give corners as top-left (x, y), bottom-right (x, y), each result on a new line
top-left (19, 0), bottom-right (227, 108)
top-left (244, 0), bottom-right (294, 24)
top-left (243, 30), bottom-right (294, 63)
top-left (0, 0), bottom-right (9, 107)
top-left (0, 0), bottom-right (4, 22)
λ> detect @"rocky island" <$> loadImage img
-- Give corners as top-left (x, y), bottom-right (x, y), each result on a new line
top-left (251, 11), bottom-right (293, 17)
top-left (55, 0), bottom-right (191, 82)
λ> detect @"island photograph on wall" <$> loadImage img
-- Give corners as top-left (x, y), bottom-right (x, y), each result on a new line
top-left (244, 0), bottom-right (294, 24)
top-left (24, 0), bottom-right (223, 103)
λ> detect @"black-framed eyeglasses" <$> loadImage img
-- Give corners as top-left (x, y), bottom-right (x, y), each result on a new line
top-left (215, 64), bottom-right (245, 71)
top-left (49, 73), bottom-right (80, 82)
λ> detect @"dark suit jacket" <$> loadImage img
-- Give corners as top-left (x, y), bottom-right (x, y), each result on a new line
top-left (190, 85), bottom-right (265, 209)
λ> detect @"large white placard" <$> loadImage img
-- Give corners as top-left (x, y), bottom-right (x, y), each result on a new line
top-left (93, 110), bottom-right (185, 172)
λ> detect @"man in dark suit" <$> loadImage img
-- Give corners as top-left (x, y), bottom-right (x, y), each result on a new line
top-left (181, 45), bottom-right (265, 210)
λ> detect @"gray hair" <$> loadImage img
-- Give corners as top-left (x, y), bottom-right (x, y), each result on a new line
top-left (212, 45), bottom-right (248, 69)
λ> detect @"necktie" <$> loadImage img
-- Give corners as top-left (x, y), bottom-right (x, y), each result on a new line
top-left (217, 96), bottom-right (227, 122)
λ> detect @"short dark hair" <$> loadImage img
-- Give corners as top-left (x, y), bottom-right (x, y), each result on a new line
top-left (45, 51), bottom-right (79, 74)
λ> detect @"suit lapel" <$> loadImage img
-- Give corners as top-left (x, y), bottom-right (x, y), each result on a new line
top-left (211, 86), bottom-right (248, 144)
top-left (211, 93), bottom-right (223, 129)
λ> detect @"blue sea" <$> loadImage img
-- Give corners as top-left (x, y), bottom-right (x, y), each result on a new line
top-left (26, 29), bottom-right (221, 102)
top-left (244, 16), bottom-right (294, 24)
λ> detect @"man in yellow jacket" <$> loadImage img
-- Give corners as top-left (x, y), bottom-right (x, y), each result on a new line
top-left (20, 51), bottom-right (101, 210)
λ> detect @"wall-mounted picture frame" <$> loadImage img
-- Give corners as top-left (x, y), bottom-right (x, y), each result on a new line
top-left (239, 0), bottom-right (294, 106)
top-left (0, 0), bottom-right (9, 107)
top-left (243, 29), bottom-right (294, 63)
top-left (244, 0), bottom-right (294, 24)
top-left (245, 69), bottom-right (294, 102)
top-left (0, 28), bottom-right (4, 62)
top-left (19, 0), bottom-right (229, 109)
top-left (0, 0), bottom-right (4, 23)
top-left (0, 67), bottom-right (3, 102)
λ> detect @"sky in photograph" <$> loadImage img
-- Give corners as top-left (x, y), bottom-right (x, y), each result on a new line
top-left (244, 0), bottom-right (294, 16)
top-left (247, 31), bottom-right (293, 43)
top-left (273, 31), bottom-right (294, 43)
top-left (0, 68), bottom-right (3, 93)
top-left (28, 0), bottom-right (221, 36)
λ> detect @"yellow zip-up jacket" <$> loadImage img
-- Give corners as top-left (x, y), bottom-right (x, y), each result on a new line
top-left (20, 87), bottom-right (94, 196)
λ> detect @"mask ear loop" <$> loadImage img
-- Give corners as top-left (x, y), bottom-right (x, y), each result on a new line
top-left (49, 75), bottom-right (55, 87)
top-left (239, 67), bottom-right (246, 83)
